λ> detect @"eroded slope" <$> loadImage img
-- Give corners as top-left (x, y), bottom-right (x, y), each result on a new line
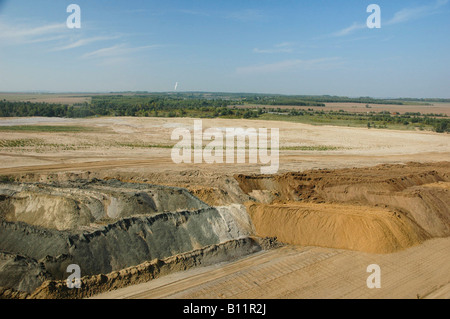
top-left (0, 180), bottom-right (256, 294)
top-left (237, 162), bottom-right (450, 253)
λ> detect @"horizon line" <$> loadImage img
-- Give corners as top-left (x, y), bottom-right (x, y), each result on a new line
top-left (1, 91), bottom-right (450, 101)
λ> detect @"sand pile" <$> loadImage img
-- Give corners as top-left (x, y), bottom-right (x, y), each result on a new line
top-left (321, 181), bottom-right (450, 237)
top-left (237, 162), bottom-right (449, 254)
top-left (235, 162), bottom-right (449, 203)
top-left (246, 202), bottom-right (430, 254)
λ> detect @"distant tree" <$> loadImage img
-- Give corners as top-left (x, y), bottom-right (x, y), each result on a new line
top-left (435, 120), bottom-right (448, 133)
top-left (243, 111), bottom-right (253, 119)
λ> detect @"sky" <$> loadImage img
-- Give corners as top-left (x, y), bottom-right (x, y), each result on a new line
top-left (0, 0), bottom-right (449, 98)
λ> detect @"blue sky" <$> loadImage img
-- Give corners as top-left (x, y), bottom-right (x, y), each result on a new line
top-left (0, 0), bottom-right (449, 98)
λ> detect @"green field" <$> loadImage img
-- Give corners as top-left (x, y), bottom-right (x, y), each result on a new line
top-left (0, 93), bottom-right (448, 133)
top-left (0, 125), bottom-right (96, 133)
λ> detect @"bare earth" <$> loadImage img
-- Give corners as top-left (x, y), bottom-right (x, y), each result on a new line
top-left (1, 116), bottom-right (449, 299)
top-left (0, 116), bottom-right (448, 175)
top-left (92, 237), bottom-right (450, 299)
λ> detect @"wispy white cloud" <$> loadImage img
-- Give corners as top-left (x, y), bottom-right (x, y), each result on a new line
top-left (333, 22), bottom-right (366, 37)
top-left (236, 57), bottom-right (342, 75)
top-left (180, 9), bottom-right (210, 17)
top-left (82, 44), bottom-right (126, 59)
top-left (253, 48), bottom-right (293, 54)
top-left (25, 35), bottom-right (67, 44)
top-left (253, 42), bottom-right (295, 54)
top-left (0, 21), bottom-right (66, 44)
top-left (275, 42), bottom-right (295, 48)
top-left (96, 57), bottom-right (130, 67)
top-left (227, 9), bottom-right (265, 22)
top-left (332, 0), bottom-right (449, 37)
top-left (82, 44), bottom-right (163, 59)
top-left (385, 0), bottom-right (448, 25)
top-left (0, 19), bottom-right (164, 68)
top-left (51, 36), bottom-right (119, 51)
top-left (125, 9), bottom-right (148, 14)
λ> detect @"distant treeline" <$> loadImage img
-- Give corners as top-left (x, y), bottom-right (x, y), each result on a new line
top-left (394, 98), bottom-right (450, 103)
top-left (241, 95), bottom-right (423, 106)
top-left (0, 101), bottom-right (70, 117)
top-left (242, 96), bottom-right (325, 107)
top-left (89, 95), bottom-right (229, 116)
top-left (108, 92), bottom-right (450, 104)
top-left (286, 109), bottom-right (449, 133)
top-left (96, 92), bottom-right (440, 106)
top-left (0, 94), bottom-right (448, 133)
top-left (0, 96), bottom-right (229, 118)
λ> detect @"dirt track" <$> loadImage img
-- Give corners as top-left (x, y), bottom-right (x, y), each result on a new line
top-left (92, 237), bottom-right (450, 299)
top-left (0, 152), bottom-right (448, 176)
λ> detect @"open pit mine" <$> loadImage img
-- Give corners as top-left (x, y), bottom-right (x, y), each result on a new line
top-left (0, 162), bottom-right (449, 299)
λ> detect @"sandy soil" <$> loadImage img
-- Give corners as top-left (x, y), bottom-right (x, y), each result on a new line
top-left (92, 237), bottom-right (450, 299)
top-left (0, 116), bottom-right (449, 299)
top-left (0, 116), bottom-right (448, 175)
top-left (247, 202), bottom-right (430, 254)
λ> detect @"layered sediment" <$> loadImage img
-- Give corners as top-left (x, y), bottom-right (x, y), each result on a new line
top-left (0, 179), bottom-right (210, 231)
top-left (0, 180), bottom-right (255, 294)
top-left (1, 162), bottom-right (449, 298)
top-left (1, 237), bottom-right (262, 299)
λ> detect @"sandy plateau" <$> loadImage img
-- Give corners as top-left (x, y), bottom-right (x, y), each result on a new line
top-left (0, 116), bottom-right (449, 299)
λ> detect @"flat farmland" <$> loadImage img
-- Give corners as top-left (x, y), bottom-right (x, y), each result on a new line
top-left (237, 102), bottom-right (450, 116)
top-left (0, 93), bottom-right (92, 105)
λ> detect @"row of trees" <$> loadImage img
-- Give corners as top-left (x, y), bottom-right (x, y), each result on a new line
top-left (244, 96), bottom-right (326, 107)
top-left (243, 95), bottom-right (407, 106)
top-left (0, 101), bottom-right (70, 117)
top-left (0, 98), bottom-right (448, 133)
